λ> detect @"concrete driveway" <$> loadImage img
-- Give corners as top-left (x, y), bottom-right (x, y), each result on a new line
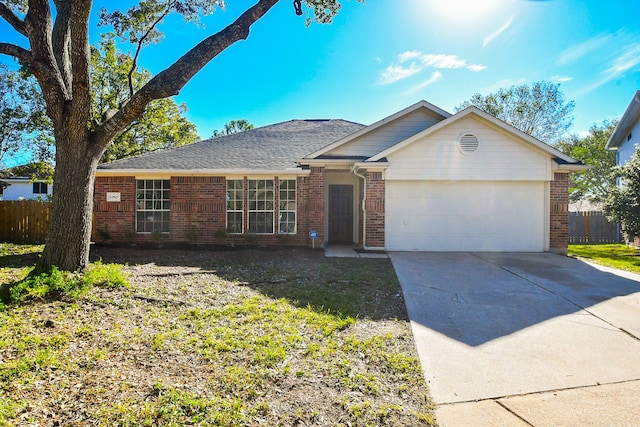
top-left (390, 252), bottom-right (640, 426)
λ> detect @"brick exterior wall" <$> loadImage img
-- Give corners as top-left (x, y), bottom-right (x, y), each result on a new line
top-left (308, 167), bottom-right (325, 246)
top-left (550, 172), bottom-right (569, 254)
top-left (93, 175), bottom-right (313, 247)
top-left (93, 176), bottom-right (136, 242)
top-left (364, 171), bottom-right (385, 248)
top-left (171, 176), bottom-right (226, 243)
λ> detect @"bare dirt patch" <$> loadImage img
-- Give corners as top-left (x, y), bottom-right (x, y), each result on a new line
top-left (1, 245), bottom-right (436, 426)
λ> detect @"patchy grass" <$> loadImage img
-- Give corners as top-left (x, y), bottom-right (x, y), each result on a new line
top-left (568, 244), bottom-right (640, 273)
top-left (0, 245), bottom-right (435, 426)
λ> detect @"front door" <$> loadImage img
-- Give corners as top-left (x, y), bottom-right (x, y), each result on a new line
top-left (328, 185), bottom-right (353, 243)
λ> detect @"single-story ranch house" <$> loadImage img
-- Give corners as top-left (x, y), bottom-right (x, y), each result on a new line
top-left (93, 100), bottom-right (586, 253)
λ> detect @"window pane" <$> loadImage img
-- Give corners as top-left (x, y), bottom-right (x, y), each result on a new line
top-left (136, 179), bottom-right (170, 233)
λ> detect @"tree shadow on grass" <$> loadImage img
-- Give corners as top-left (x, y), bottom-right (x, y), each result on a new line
top-left (0, 250), bottom-right (41, 269)
top-left (90, 245), bottom-right (408, 321)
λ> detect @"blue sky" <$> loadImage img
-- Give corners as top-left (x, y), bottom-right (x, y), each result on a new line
top-left (2, 0), bottom-right (640, 164)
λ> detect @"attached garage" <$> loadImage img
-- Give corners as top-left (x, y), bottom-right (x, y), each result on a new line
top-left (385, 180), bottom-right (546, 252)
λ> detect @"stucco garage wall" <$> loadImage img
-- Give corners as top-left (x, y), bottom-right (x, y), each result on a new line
top-left (385, 180), bottom-right (546, 252)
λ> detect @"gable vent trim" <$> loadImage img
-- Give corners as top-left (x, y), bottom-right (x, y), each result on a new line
top-left (459, 133), bottom-right (479, 154)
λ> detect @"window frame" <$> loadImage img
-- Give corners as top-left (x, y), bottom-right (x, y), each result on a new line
top-left (226, 179), bottom-right (244, 234)
top-left (32, 182), bottom-right (48, 195)
top-left (247, 179), bottom-right (274, 234)
top-left (135, 179), bottom-right (170, 234)
top-left (278, 179), bottom-right (297, 234)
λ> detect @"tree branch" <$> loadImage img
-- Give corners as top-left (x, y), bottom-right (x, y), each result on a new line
top-left (0, 42), bottom-right (33, 62)
top-left (94, 0), bottom-right (280, 150)
top-left (51, 0), bottom-right (72, 93)
top-left (128, 1), bottom-right (174, 98)
top-left (0, 3), bottom-right (27, 37)
top-left (69, 0), bottom-right (92, 126)
top-left (24, 0), bottom-right (70, 124)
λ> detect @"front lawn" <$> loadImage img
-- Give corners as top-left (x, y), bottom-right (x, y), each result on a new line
top-left (568, 244), bottom-right (640, 273)
top-left (0, 244), bottom-right (435, 426)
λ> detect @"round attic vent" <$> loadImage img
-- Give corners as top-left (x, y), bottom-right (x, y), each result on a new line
top-left (458, 133), bottom-right (479, 154)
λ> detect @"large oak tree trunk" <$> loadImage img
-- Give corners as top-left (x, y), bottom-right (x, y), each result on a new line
top-left (1, 0), bottom-right (283, 271)
top-left (40, 136), bottom-right (102, 271)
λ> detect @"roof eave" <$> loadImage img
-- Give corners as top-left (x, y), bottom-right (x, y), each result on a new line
top-left (553, 163), bottom-right (590, 173)
top-left (368, 106), bottom-right (581, 164)
top-left (95, 168), bottom-right (310, 177)
top-left (305, 100), bottom-right (451, 159)
top-left (605, 90), bottom-right (640, 151)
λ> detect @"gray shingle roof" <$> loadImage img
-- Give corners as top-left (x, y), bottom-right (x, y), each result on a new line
top-left (98, 119), bottom-right (365, 171)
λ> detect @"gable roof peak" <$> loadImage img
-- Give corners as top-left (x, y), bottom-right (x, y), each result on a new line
top-left (305, 99), bottom-right (451, 159)
top-left (605, 90), bottom-right (640, 150)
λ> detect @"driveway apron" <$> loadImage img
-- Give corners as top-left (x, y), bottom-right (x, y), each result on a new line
top-left (390, 252), bottom-right (640, 425)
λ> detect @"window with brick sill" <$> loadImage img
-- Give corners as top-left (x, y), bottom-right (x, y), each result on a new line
top-left (278, 179), bottom-right (296, 234)
top-left (136, 179), bottom-right (170, 233)
top-left (226, 179), bottom-right (243, 234)
top-left (248, 179), bottom-right (274, 234)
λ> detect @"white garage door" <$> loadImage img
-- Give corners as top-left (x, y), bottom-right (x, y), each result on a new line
top-left (385, 181), bottom-right (546, 251)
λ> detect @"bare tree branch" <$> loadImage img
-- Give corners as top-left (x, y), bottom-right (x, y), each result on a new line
top-left (94, 0), bottom-right (279, 149)
top-left (0, 2), bottom-right (27, 37)
top-left (0, 42), bottom-right (33, 61)
top-left (128, 1), bottom-right (174, 98)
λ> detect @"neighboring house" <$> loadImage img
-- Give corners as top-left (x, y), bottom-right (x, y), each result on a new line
top-left (94, 100), bottom-right (586, 253)
top-left (0, 163), bottom-right (53, 201)
top-left (0, 180), bottom-right (8, 200)
top-left (605, 90), bottom-right (640, 167)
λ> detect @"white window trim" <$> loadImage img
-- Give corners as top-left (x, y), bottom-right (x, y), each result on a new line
top-left (226, 179), bottom-right (244, 234)
top-left (135, 179), bottom-right (170, 234)
top-left (248, 179), bottom-right (274, 234)
top-left (278, 179), bottom-right (297, 234)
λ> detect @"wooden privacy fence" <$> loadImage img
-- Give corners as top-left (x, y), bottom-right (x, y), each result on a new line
top-left (0, 201), bottom-right (51, 243)
top-left (569, 211), bottom-right (622, 244)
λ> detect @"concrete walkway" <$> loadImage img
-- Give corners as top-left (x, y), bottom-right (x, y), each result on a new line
top-left (390, 252), bottom-right (640, 427)
top-left (324, 245), bottom-right (388, 259)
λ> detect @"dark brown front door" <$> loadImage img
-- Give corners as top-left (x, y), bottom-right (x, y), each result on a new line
top-left (328, 185), bottom-right (353, 243)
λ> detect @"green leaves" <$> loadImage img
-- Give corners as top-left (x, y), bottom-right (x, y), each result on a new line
top-left (211, 119), bottom-right (254, 138)
top-left (91, 35), bottom-right (199, 163)
top-left (604, 150), bottom-right (640, 241)
top-left (555, 121), bottom-right (617, 203)
top-left (457, 80), bottom-right (575, 145)
top-left (99, 0), bottom-right (226, 47)
top-left (0, 63), bottom-right (53, 165)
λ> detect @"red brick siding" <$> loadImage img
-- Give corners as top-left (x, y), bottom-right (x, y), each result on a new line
top-left (94, 175), bottom-right (314, 247)
top-left (365, 171), bottom-right (385, 247)
top-left (550, 172), bottom-right (569, 254)
top-left (93, 176), bottom-right (136, 242)
top-left (171, 176), bottom-right (226, 243)
top-left (308, 167), bottom-right (325, 246)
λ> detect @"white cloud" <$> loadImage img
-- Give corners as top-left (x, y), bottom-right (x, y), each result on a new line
top-left (483, 16), bottom-right (514, 48)
top-left (578, 43), bottom-right (640, 94)
top-left (557, 33), bottom-right (613, 66)
top-left (421, 53), bottom-right (467, 69)
top-left (378, 51), bottom-right (485, 85)
top-left (405, 71), bottom-right (444, 94)
top-left (379, 63), bottom-right (422, 85)
top-left (398, 50), bottom-right (422, 63)
top-left (549, 75), bottom-right (573, 83)
top-left (467, 64), bottom-right (487, 72)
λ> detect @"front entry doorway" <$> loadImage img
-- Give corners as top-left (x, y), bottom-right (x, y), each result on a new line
top-left (328, 185), bottom-right (354, 244)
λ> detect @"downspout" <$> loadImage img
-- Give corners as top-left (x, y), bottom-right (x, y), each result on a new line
top-left (351, 165), bottom-right (368, 249)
